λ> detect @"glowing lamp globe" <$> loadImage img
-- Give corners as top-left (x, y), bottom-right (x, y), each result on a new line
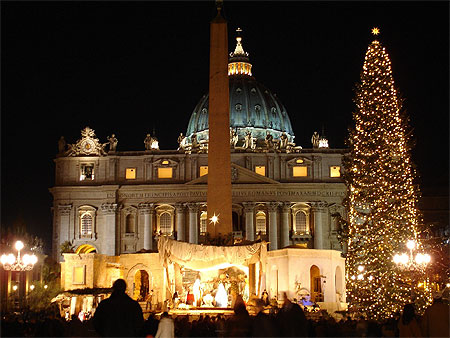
top-left (15, 241), bottom-right (24, 251)
top-left (406, 240), bottom-right (415, 250)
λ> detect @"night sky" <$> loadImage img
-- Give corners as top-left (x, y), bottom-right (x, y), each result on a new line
top-left (2, 1), bottom-right (448, 254)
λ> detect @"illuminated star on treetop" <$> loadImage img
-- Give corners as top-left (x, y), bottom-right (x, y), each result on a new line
top-left (372, 27), bottom-right (380, 35)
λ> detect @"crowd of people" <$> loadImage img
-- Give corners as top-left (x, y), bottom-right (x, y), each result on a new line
top-left (2, 279), bottom-right (448, 337)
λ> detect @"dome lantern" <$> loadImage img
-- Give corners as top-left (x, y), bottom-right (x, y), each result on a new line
top-left (228, 28), bottom-right (252, 76)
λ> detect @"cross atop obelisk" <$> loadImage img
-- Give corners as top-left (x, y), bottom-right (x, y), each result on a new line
top-left (206, 1), bottom-right (232, 239)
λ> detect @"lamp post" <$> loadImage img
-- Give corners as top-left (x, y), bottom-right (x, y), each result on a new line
top-left (393, 240), bottom-right (431, 301)
top-left (1, 241), bottom-right (38, 271)
top-left (1, 240), bottom-right (38, 310)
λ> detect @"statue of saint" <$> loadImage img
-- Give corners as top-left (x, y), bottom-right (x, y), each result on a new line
top-left (230, 128), bottom-right (238, 148)
top-left (311, 131), bottom-right (320, 148)
top-left (280, 132), bottom-right (288, 149)
top-left (177, 133), bottom-right (186, 150)
top-left (144, 134), bottom-right (153, 150)
top-left (107, 134), bottom-right (118, 152)
top-left (58, 136), bottom-right (66, 153)
top-left (244, 130), bottom-right (252, 149)
top-left (265, 132), bottom-right (274, 149)
top-left (191, 133), bottom-right (198, 149)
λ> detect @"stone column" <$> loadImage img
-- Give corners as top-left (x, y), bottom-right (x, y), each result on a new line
top-left (175, 203), bottom-right (186, 242)
top-left (187, 203), bottom-right (199, 244)
top-left (243, 202), bottom-right (255, 241)
top-left (101, 203), bottom-right (119, 255)
top-left (280, 202), bottom-right (291, 248)
top-left (139, 203), bottom-right (155, 250)
top-left (311, 201), bottom-right (327, 249)
top-left (268, 202), bottom-right (280, 251)
top-left (58, 204), bottom-right (72, 245)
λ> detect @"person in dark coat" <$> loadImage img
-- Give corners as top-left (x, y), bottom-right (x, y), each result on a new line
top-left (93, 279), bottom-right (144, 337)
top-left (252, 298), bottom-right (277, 337)
top-left (276, 292), bottom-right (308, 337)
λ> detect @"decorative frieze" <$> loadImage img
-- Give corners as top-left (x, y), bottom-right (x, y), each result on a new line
top-left (58, 204), bottom-right (72, 216)
top-left (138, 202), bottom-right (155, 214)
top-left (101, 203), bottom-right (119, 214)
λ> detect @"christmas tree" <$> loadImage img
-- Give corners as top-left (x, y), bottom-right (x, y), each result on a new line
top-left (344, 28), bottom-right (432, 319)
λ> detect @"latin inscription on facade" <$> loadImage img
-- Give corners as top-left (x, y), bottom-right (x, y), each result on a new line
top-left (110, 190), bottom-right (345, 199)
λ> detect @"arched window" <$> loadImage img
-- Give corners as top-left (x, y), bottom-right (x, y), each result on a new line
top-left (255, 211), bottom-right (266, 235)
top-left (81, 213), bottom-right (93, 236)
top-left (126, 214), bottom-right (135, 233)
top-left (160, 212), bottom-right (172, 235)
top-left (200, 212), bottom-right (207, 235)
top-left (295, 211), bottom-right (307, 233)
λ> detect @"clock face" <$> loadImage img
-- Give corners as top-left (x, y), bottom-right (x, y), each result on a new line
top-left (81, 139), bottom-right (95, 154)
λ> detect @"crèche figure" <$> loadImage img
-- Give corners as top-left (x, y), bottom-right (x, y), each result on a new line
top-left (58, 136), bottom-right (66, 154)
top-left (311, 131), bottom-right (320, 148)
top-left (107, 134), bottom-right (118, 152)
top-left (144, 134), bottom-right (153, 150)
top-left (230, 128), bottom-right (239, 148)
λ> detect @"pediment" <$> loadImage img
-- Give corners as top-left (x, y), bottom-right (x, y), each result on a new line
top-left (186, 163), bottom-right (280, 185)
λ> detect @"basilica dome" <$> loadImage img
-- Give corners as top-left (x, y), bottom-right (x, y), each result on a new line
top-left (186, 30), bottom-right (295, 146)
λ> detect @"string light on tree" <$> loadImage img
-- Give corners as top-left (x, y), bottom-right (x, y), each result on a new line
top-left (343, 28), bottom-right (432, 320)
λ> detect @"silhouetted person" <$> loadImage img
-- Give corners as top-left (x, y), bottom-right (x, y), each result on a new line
top-left (252, 298), bottom-right (277, 337)
top-left (155, 312), bottom-right (174, 338)
top-left (276, 292), bottom-right (308, 337)
top-left (226, 295), bottom-right (252, 337)
top-left (421, 291), bottom-right (449, 337)
top-left (397, 303), bottom-right (422, 337)
top-left (93, 279), bottom-right (143, 337)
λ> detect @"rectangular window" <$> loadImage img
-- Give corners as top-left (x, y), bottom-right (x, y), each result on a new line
top-left (73, 266), bottom-right (86, 285)
top-left (126, 168), bottom-right (136, 179)
top-left (293, 166), bottom-right (307, 177)
top-left (255, 166), bottom-right (266, 176)
top-left (330, 166), bottom-right (341, 177)
top-left (199, 166), bottom-right (208, 177)
top-left (158, 167), bottom-right (173, 178)
top-left (80, 164), bottom-right (94, 181)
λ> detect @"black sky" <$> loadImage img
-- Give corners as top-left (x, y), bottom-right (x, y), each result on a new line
top-left (1, 1), bottom-right (448, 254)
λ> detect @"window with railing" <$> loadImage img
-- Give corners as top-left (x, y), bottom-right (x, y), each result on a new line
top-left (295, 211), bottom-right (307, 233)
top-left (160, 212), bottom-right (172, 235)
top-left (255, 211), bottom-right (267, 235)
top-left (200, 212), bottom-right (207, 235)
top-left (81, 213), bottom-right (93, 236)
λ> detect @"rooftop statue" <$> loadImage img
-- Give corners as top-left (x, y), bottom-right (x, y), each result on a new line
top-left (311, 131), bottom-right (320, 149)
top-left (107, 134), bottom-right (118, 152)
top-left (58, 136), bottom-right (66, 154)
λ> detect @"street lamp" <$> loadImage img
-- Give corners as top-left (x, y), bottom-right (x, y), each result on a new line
top-left (393, 240), bottom-right (431, 270)
top-left (393, 240), bottom-right (430, 300)
top-left (0, 240), bottom-right (38, 271)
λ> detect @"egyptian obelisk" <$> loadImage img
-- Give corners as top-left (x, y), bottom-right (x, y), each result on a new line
top-left (206, 1), bottom-right (232, 238)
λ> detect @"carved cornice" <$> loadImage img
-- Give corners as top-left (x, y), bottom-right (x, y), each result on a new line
top-left (281, 202), bottom-right (292, 212)
top-left (174, 203), bottom-right (186, 213)
top-left (268, 202), bottom-right (281, 212)
top-left (58, 204), bottom-right (72, 216)
top-left (242, 202), bottom-right (256, 213)
top-left (138, 202), bottom-right (155, 214)
top-left (101, 203), bottom-right (119, 214)
top-left (186, 202), bottom-right (199, 212)
top-left (310, 201), bottom-right (328, 210)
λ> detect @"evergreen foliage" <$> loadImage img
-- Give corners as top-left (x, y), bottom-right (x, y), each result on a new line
top-left (344, 33), bottom-right (432, 319)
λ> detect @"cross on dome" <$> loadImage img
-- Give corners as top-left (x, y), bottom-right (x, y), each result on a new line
top-left (228, 28), bottom-right (252, 76)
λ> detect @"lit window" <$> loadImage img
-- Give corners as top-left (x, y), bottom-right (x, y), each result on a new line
top-left (330, 166), bottom-right (341, 178)
top-left (200, 166), bottom-right (208, 177)
top-left (126, 168), bottom-right (136, 179)
top-left (73, 266), bottom-right (86, 284)
top-left (160, 212), bottom-right (172, 235)
top-left (200, 212), bottom-right (207, 235)
top-left (256, 211), bottom-right (266, 235)
top-left (158, 167), bottom-right (173, 178)
top-left (80, 213), bottom-right (93, 236)
top-left (255, 166), bottom-right (266, 176)
top-left (126, 214), bottom-right (135, 233)
top-left (295, 211), bottom-right (307, 233)
top-left (80, 164), bottom-right (94, 181)
top-left (293, 166), bottom-right (307, 177)
top-left (162, 160), bottom-right (169, 165)
top-left (296, 159), bottom-right (304, 164)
